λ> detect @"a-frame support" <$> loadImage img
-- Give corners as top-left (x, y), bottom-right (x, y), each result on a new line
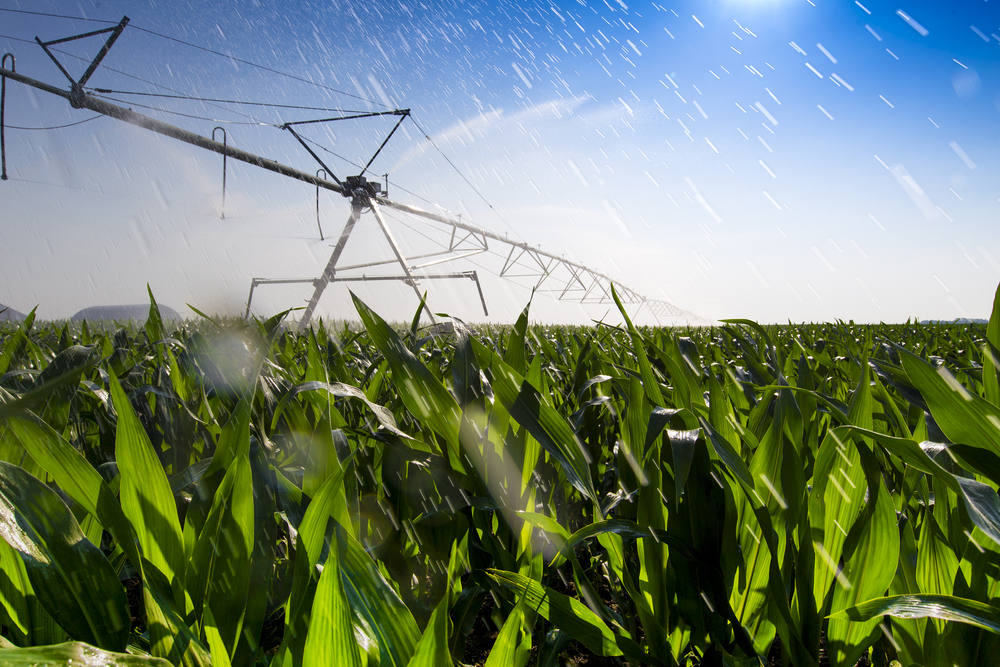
top-left (263, 179), bottom-right (493, 329)
top-left (245, 184), bottom-right (490, 324)
top-left (369, 198), bottom-right (428, 311)
top-left (300, 196), bottom-right (364, 325)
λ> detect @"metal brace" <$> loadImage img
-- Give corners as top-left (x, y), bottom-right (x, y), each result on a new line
top-left (1, 53), bottom-right (13, 180)
top-left (212, 126), bottom-right (227, 219)
top-left (35, 16), bottom-right (130, 108)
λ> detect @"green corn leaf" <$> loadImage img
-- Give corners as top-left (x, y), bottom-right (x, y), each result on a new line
top-left (516, 511), bottom-right (571, 543)
top-left (297, 459), bottom-right (353, 569)
top-left (145, 285), bottom-right (166, 350)
top-left (471, 337), bottom-right (597, 502)
top-left (729, 489), bottom-right (778, 656)
top-left (698, 415), bottom-right (755, 489)
top-left (109, 373), bottom-right (186, 591)
top-left (0, 503), bottom-right (68, 646)
top-left (899, 348), bottom-right (1000, 462)
top-left (165, 346), bottom-right (190, 403)
top-left (303, 536), bottom-right (363, 667)
top-left (0, 641), bottom-right (172, 666)
top-left (504, 300), bottom-right (531, 376)
top-left (810, 429), bottom-right (866, 614)
top-left (142, 575), bottom-right (212, 667)
top-left (0, 345), bottom-right (98, 422)
top-left (185, 303), bottom-right (219, 325)
top-left (0, 461), bottom-right (129, 650)
top-left (667, 428), bottom-right (698, 505)
top-left (290, 506), bottom-right (419, 667)
top-left (826, 446), bottom-right (900, 666)
top-left (983, 283), bottom-right (1000, 406)
top-left (270, 380), bottom-right (410, 439)
top-left (566, 519), bottom-right (692, 557)
top-left (0, 538), bottom-right (31, 639)
top-left (202, 606), bottom-right (233, 667)
top-left (610, 285), bottom-right (664, 405)
top-left (0, 307), bottom-right (35, 377)
top-left (487, 569), bottom-right (636, 659)
top-left (484, 596), bottom-right (531, 667)
top-left (352, 293), bottom-right (464, 469)
top-left (32, 345), bottom-right (100, 433)
top-left (339, 525), bottom-right (420, 667)
top-left (406, 583), bottom-right (453, 667)
top-left (916, 513), bottom-right (958, 598)
top-left (188, 443), bottom-right (254, 655)
top-left (206, 394), bottom-right (252, 478)
top-left (830, 594), bottom-right (1000, 634)
top-left (840, 426), bottom-right (1000, 547)
top-left (2, 412), bottom-right (142, 568)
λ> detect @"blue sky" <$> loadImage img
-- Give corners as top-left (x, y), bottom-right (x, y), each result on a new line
top-left (1, 0), bottom-right (998, 323)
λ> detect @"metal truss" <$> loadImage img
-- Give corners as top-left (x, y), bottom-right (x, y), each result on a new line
top-left (373, 199), bottom-right (699, 321)
top-left (1, 17), bottom-right (704, 327)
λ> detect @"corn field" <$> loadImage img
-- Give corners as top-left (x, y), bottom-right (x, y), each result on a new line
top-left (1, 286), bottom-right (1000, 666)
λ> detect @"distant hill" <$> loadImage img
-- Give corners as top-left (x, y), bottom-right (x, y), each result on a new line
top-left (0, 304), bottom-right (26, 323)
top-left (71, 304), bottom-right (182, 323)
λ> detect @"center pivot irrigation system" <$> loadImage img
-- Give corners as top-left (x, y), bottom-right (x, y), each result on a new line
top-left (1, 16), bottom-right (701, 327)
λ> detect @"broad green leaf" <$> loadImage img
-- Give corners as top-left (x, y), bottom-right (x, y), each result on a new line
top-left (667, 428), bottom-right (698, 505)
top-left (484, 597), bottom-right (531, 667)
top-left (698, 415), bottom-right (754, 489)
top-left (488, 569), bottom-right (632, 659)
top-left (983, 282), bottom-right (1000, 406)
top-left (610, 285), bottom-right (664, 405)
top-left (293, 506), bottom-right (419, 667)
top-left (270, 380), bottom-right (410, 438)
top-left (841, 426), bottom-right (1000, 547)
top-left (729, 488), bottom-right (777, 656)
top-left (0, 510), bottom-right (65, 646)
top-left (810, 429), bottom-right (865, 613)
top-left (900, 348), bottom-right (1000, 461)
top-left (0, 461), bottom-right (129, 650)
top-left (109, 373), bottom-right (186, 591)
top-left (32, 345), bottom-right (100, 433)
top-left (406, 587), bottom-right (453, 667)
top-left (297, 458), bottom-right (353, 569)
top-left (189, 444), bottom-right (254, 655)
top-left (0, 641), bottom-right (171, 666)
top-left (2, 413), bottom-right (142, 568)
top-left (142, 578), bottom-right (213, 667)
top-left (340, 526), bottom-right (420, 667)
top-left (830, 594), bottom-right (1000, 634)
top-left (516, 511), bottom-right (570, 543)
top-left (303, 537), bottom-right (363, 667)
top-left (827, 450), bottom-right (900, 666)
top-left (0, 345), bottom-right (98, 421)
top-left (145, 285), bottom-right (166, 350)
top-left (202, 606), bottom-right (233, 667)
top-left (205, 394), bottom-right (253, 479)
top-left (504, 300), bottom-right (531, 376)
top-left (916, 513), bottom-right (958, 597)
top-left (407, 535), bottom-right (464, 667)
top-left (471, 337), bottom-right (597, 502)
top-left (0, 308), bottom-right (35, 377)
top-left (0, 538), bottom-right (30, 639)
top-left (352, 294), bottom-right (463, 469)
top-left (566, 519), bottom-right (691, 556)
top-left (915, 513), bottom-right (958, 634)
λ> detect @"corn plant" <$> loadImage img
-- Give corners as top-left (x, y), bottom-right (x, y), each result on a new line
top-left (0, 284), bottom-right (999, 665)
